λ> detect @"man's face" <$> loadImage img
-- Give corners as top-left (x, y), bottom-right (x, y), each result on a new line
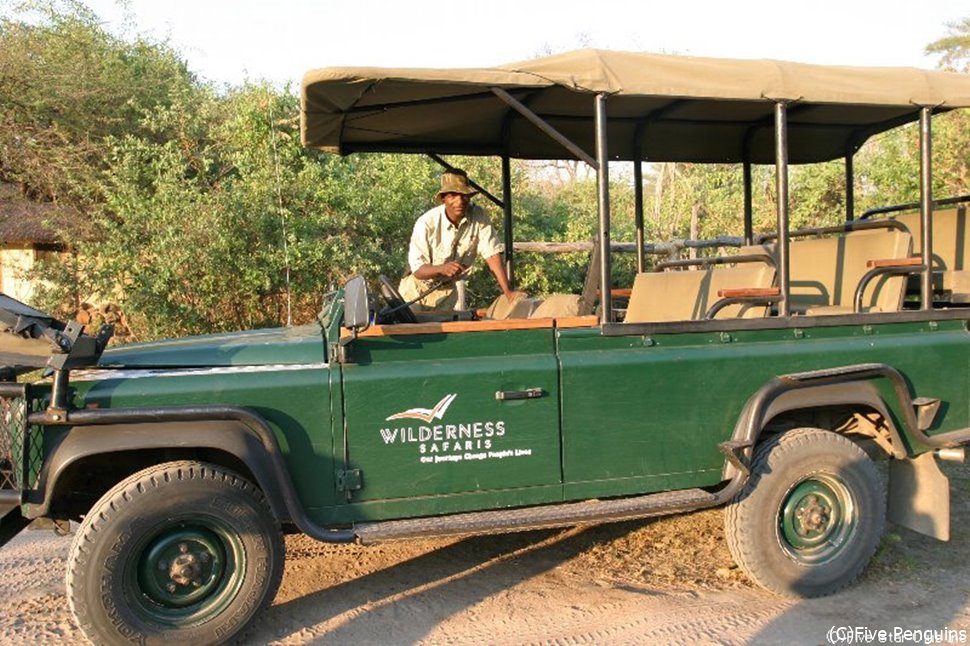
top-left (442, 192), bottom-right (470, 222)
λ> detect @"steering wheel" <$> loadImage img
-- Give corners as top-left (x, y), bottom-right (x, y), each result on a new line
top-left (377, 275), bottom-right (418, 324)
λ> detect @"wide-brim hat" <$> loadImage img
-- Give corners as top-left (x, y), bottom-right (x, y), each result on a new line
top-left (434, 169), bottom-right (478, 203)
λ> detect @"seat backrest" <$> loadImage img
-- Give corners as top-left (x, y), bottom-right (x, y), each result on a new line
top-left (485, 293), bottom-right (538, 319)
top-left (625, 263), bottom-right (774, 323)
top-left (895, 206), bottom-right (969, 272)
top-left (529, 293), bottom-right (581, 319)
top-left (785, 228), bottom-right (911, 312)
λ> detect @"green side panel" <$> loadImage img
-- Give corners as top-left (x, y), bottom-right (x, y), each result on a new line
top-left (99, 324), bottom-right (326, 367)
top-left (338, 329), bottom-right (562, 520)
top-left (71, 366), bottom-right (336, 508)
top-left (558, 319), bottom-right (970, 499)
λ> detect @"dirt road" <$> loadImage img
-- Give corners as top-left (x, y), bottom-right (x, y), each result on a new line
top-left (2, 461), bottom-right (969, 644)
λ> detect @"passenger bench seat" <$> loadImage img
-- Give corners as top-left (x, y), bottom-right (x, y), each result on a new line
top-left (782, 228), bottom-right (912, 315)
top-left (625, 263), bottom-right (775, 323)
top-left (895, 206), bottom-right (970, 300)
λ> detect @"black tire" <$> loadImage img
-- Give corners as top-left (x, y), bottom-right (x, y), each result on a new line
top-left (724, 428), bottom-right (885, 597)
top-left (66, 461), bottom-right (285, 645)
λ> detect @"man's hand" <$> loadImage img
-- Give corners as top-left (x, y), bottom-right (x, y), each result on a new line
top-left (438, 261), bottom-right (467, 279)
top-left (504, 290), bottom-right (527, 302)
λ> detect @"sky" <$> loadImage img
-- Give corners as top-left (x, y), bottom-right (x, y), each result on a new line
top-left (76, 0), bottom-right (968, 88)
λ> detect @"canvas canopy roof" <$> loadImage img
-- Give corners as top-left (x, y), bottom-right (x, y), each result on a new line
top-left (302, 49), bottom-right (970, 164)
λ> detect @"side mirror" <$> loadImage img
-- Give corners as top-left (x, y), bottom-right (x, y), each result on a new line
top-left (342, 275), bottom-right (370, 333)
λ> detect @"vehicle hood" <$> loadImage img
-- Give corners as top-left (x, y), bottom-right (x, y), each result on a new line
top-left (98, 324), bottom-right (326, 368)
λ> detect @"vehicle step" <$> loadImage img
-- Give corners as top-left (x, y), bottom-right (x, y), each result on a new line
top-left (354, 487), bottom-right (718, 544)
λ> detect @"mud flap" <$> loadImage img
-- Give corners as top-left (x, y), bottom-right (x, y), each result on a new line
top-left (888, 452), bottom-right (950, 541)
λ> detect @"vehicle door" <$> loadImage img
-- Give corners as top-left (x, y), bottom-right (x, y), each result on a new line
top-left (337, 325), bottom-right (562, 513)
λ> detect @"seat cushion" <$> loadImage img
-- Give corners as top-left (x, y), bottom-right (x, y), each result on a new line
top-left (529, 294), bottom-right (581, 319)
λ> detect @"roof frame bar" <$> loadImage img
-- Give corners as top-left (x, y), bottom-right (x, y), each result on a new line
top-left (845, 150), bottom-right (855, 222)
top-left (342, 88), bottom-right (501, 114)
top-left (491, 87), bottom-right (598, 168)
top-left (426, 153), bottom-right (505, 209)
top-left (743, 162), bottom-right (754, 245)
top-left (775, 101), bottom-right (791, 317)
top-left (595, 93), bottom-right (612, 324)
top-left (628, 100), bottom-right (691, 271)
top-left (633, 132), bottom-right (646, 273)
top-left (919, 107), bottom-right (933, 311)
top-left (524, 112), bottom-right (883, 130)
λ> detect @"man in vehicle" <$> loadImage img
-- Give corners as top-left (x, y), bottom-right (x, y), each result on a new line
top-left (399, 168), bottom-right (522, 312)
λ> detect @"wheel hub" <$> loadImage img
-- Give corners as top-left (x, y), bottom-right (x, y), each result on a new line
top-left (794, 494), bottom-right (831, 536)
top-left (779, 475), bottom-right (854, 563)
top-left (139, 527), bottom-right (226, 608)
top-left (165, 543), bottom-right (210, 587)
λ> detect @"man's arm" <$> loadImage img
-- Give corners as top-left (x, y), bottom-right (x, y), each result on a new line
top-left (472, 207), bottom-right (523, 301)
top-left (413, 260), bottom-right (466, 280)
top-left (484, 253), bottom-right (524, 301)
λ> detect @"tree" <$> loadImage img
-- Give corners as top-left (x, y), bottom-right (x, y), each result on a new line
top-left (925, 18), bottom-right (970, 195)
top-left (926, 18), bottom-right (970, 72)
top-left (0, 1), bottom-right (200, 210)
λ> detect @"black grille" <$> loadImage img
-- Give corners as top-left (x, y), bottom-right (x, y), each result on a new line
top-left (0, 394), bottom-right (27, 491)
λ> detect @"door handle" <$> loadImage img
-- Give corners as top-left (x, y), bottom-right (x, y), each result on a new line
top-left (495, 388), bottom-right (545, 401)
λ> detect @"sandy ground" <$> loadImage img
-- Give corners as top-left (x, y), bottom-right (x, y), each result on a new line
top-left (1, 460), bottom-right (969, 645)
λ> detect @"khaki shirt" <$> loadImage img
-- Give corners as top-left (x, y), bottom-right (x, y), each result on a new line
top-left (399, 203), bottom-right (504, 311)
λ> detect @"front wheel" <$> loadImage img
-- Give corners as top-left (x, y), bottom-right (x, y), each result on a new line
top-left (724, 428), bottom-right (885, 597)
top-left (67, 461), bottom-right (285, 645)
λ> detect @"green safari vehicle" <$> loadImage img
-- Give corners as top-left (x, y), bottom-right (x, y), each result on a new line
top-left (2, 50), bottom-right (970, 644)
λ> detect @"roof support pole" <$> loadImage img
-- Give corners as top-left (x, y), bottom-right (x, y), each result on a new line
top-left (743, 161), bottom-right (754, 246)
top-left (595, 93), bottom-right (613, 324)
top-left (633, 134), bottom-right (646, 273)
top-left (845, 152), bottom-right (855, 222)
top-left (491, 87), bottom-right (598, 169)
top-left (501, 153), bottom-right (515, 289)
top-left (920, 107), bottom-right (934, 311)
top-left (774, 102), bottom-right (791, 317)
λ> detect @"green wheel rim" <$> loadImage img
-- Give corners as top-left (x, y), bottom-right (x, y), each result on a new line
top-left (778, 474), bottom-right (855, 565)
top-left (128, 517), bottom-right (246, 627)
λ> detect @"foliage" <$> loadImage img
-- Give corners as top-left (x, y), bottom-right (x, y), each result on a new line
top-left (37, 85), bottom-right (442, 338)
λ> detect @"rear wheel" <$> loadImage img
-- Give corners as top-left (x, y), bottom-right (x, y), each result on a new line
top-left (67, 461), bottom-right (284, 645)
top-left (724, 428), bottom-right (884, 597)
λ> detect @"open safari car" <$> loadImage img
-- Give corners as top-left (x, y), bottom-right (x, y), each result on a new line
top-left (0, 49), bottom-right (968, 645)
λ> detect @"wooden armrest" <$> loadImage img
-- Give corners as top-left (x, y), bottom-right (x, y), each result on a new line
top-left (717, 287), bottom-right (781, 298)
top-left (595, 288), bottom-right (633, 298)
top-left (866, 257), bottom-right (923, 268)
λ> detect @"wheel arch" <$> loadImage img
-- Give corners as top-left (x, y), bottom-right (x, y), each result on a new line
top-left (27, 419), bottom-right (298, 523)
top-left (759, 381), bottom-right (902, 448)
top-left (724, 364), bottom-right (918, 481)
